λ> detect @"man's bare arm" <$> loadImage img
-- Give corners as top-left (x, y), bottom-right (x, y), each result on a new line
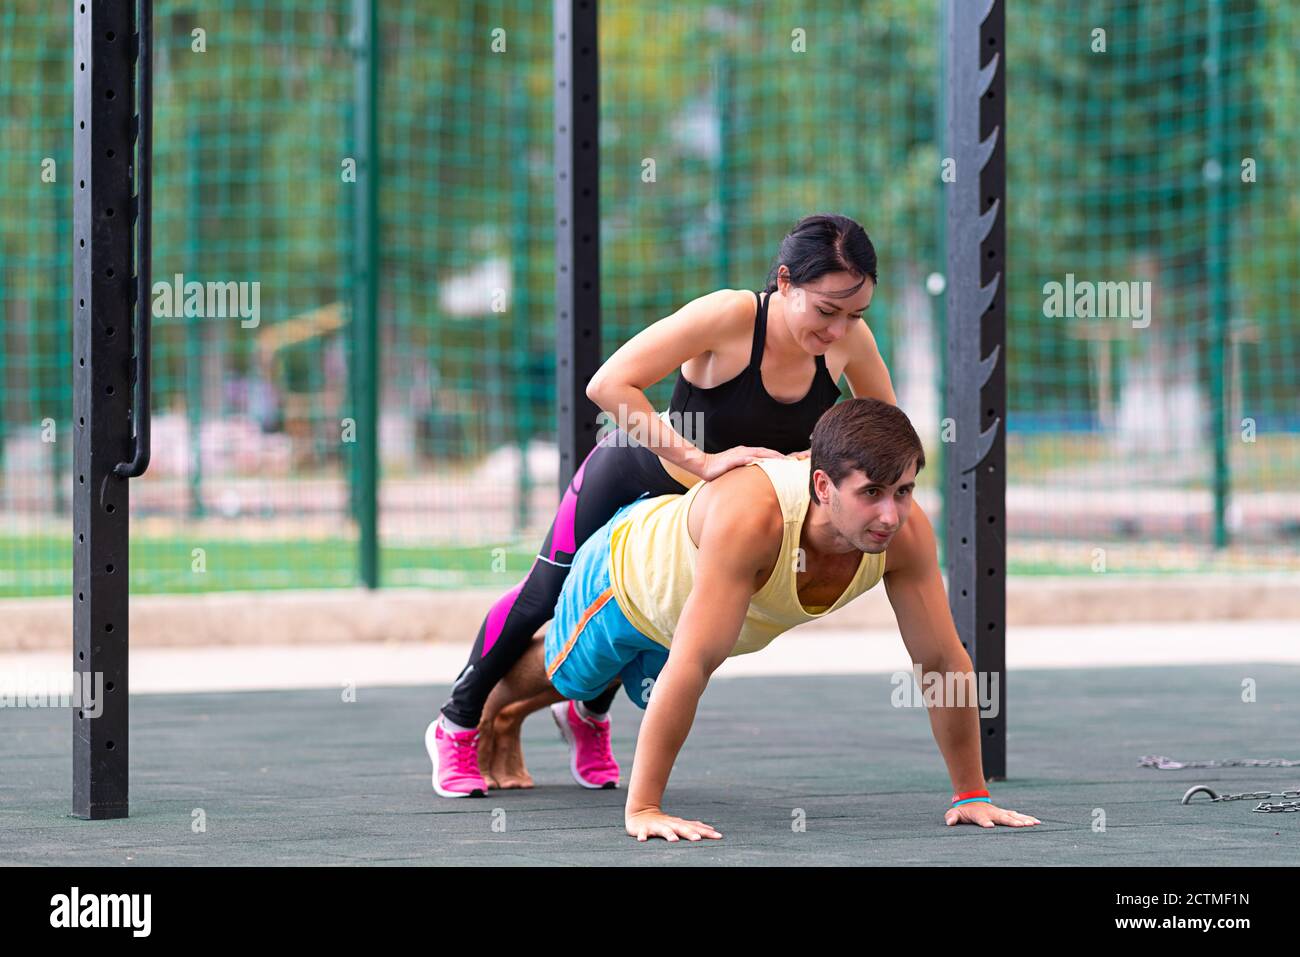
top-left (883, 501), bottom-right (1041, 828)
top-left (624, 468), bottom-right (776, 840)
top-left (883, 501), bottom-right (986, 794)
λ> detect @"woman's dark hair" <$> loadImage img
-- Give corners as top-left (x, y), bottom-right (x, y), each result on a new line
top-left (763, 213), bottom-right (879, 297)
top-left (808, 398), bottom-right (924, 504)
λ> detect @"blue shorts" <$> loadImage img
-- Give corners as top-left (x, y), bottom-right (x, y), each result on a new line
top-left (544, 498), bottom-right (669, 710)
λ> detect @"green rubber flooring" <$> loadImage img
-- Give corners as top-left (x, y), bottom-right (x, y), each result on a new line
top-left (2, 666), bottom-right (1298, 865)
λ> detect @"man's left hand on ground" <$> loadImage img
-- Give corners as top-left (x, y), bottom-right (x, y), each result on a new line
top-left (944, 802), bottom-right (1042, 828)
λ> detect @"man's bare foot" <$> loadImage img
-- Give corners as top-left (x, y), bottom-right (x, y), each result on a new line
top-left (475, 680), bottom-right (566, 789)
top-left (476, 720), bottom-right (502, 790)
top-left (484, 708), bottom-right (534, 789)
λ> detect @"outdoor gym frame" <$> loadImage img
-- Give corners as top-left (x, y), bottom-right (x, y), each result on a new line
top-left (70, 0), bottom-right (1005, 819)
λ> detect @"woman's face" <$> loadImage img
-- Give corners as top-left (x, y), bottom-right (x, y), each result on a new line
top-left (776, 269), bottom-right (875, 354)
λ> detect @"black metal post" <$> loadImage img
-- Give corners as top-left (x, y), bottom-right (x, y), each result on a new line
top-left (944, 0), bottom-right (1006, 780)
top-left (553, 0), bottom-right (602, 496)
top-left (72, 0), bottom-right (152, 819)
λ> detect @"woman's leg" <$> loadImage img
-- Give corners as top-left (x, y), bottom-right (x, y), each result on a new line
top-left (440, 436), bottom-right (608, 731)
top-left (479, 449), bottom-right (690, 786)
top-left (582, 679), bottom-right (621, 715)
top-left (438, 434), bottom-right (684, 784)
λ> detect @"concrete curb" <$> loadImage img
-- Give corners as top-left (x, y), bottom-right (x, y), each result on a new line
top-left (2, 576), bottom-right (1297, 652)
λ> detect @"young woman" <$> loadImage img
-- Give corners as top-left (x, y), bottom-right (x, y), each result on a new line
top-left (427, 213), bottom-right (900, 797)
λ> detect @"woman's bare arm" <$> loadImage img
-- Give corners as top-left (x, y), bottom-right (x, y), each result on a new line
top-left (840, 318), bottom-right (899, 404)
top-left (585, 288), bottom-right (753, 480)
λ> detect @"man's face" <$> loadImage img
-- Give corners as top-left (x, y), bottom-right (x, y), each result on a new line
top-left (819, 462), bottom-right (918, 554)
top-left (777, 268), bottom-right (874, 356)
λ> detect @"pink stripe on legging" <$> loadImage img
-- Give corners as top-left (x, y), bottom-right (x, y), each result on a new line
top-left (546, 441), bottom-right (595, 562)
top-left (482, 576), bottom-right (527, 657)
top-left (482, 437), bottom-right (604, 656)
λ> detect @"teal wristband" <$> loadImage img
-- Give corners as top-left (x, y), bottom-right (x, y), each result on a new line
top-left (951, 796), bottom-right (992, 807)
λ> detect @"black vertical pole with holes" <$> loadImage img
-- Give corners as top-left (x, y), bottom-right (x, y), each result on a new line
top-left (944, 0), bottom-right (1006, 781)
top-left (553, 0), bottom-right (602, 496)
top-left (73, 0), bottom-right (151, 819)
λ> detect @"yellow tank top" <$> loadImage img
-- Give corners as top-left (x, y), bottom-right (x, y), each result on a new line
top-left (608, 457), bottom-right (886, 657)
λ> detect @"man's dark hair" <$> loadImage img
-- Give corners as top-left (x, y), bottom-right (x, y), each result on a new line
top-left (808, 398), bottom-right (925, 503)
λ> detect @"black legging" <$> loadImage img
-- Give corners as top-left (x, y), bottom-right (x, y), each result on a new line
top-left (440, 428), bottom-right (689, 728)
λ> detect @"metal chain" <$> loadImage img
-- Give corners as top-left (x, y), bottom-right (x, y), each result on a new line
top-left (1180, 785), bottom-right (1300, 813)
top-left (1140, 754), bottom-right (1300, 770)
top-left (1148, 756), bottom-right (1300, 813)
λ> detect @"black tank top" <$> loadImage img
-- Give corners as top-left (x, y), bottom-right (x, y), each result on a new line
top-left (667, 290), bottom-right (843, 455)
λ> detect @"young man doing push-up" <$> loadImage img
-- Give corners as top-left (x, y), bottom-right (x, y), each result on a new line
top-left (429, 398), bottom-right (1041, 840)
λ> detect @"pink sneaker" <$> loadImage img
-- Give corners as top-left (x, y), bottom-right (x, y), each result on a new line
top-left (550, 700), bottom-right (620, 789)
top-left (425, 717), bottom-right (488, 798)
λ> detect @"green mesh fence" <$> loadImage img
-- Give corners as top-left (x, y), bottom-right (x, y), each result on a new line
top-left (1, 0), bottom-right (1297, 598)
top-left (1012, 0), bottom-right (1300, 573)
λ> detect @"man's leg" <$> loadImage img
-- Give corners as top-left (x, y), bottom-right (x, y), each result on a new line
top-left (480, 675), bottom-right (619, 789)
top-left (473, 630), bottom-right (623, 789)
top-left (482, 582), bottom-right (636, 791)
top-left (477, 630), bottom-right (660, 794)
top-left (477, 628), bottom-right (564, 789)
